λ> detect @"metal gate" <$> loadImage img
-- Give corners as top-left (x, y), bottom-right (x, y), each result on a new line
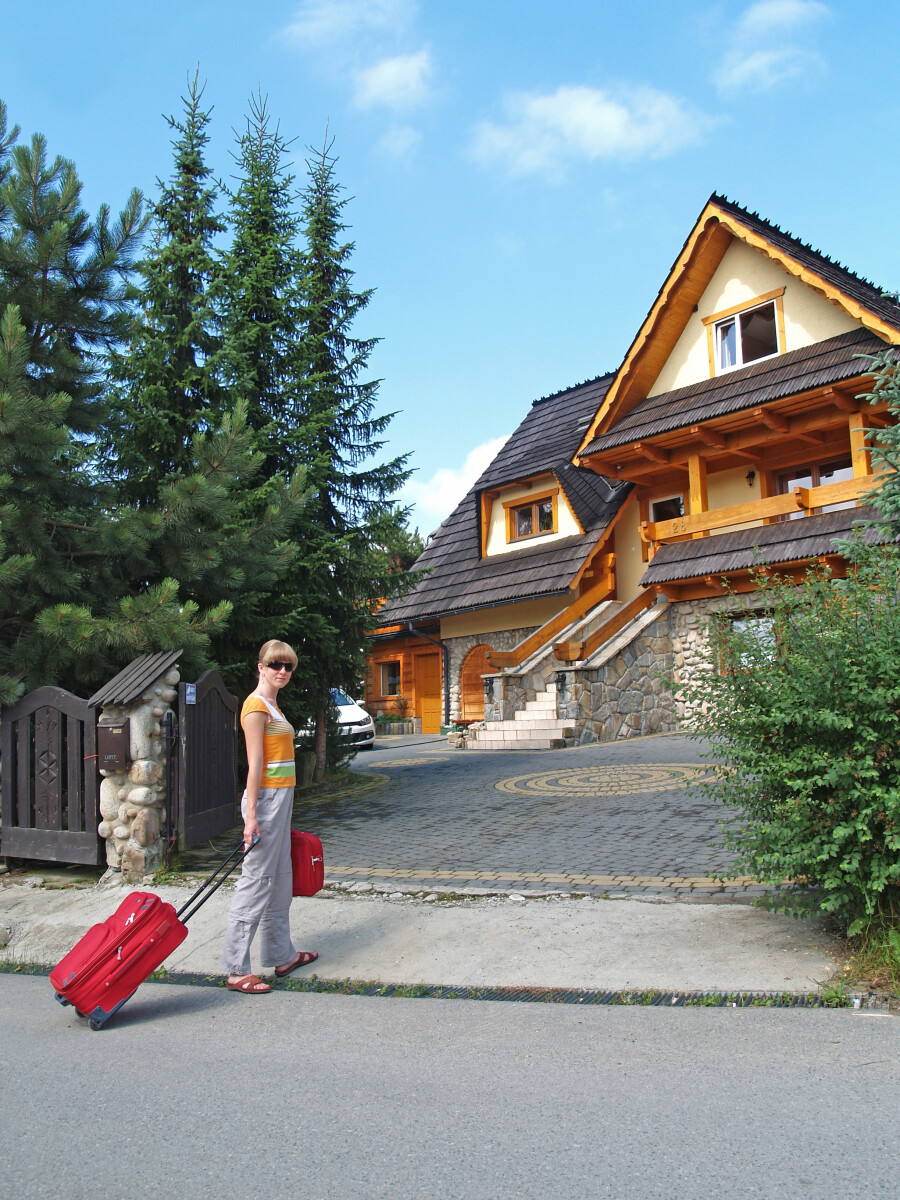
top-left (175, 670), bottom-right (241, 849)
top-left (0, 686), bottom-right (103, 865)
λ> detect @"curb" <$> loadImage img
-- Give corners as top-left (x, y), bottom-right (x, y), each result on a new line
top-left (3, 962), bottom-right (892, 1011)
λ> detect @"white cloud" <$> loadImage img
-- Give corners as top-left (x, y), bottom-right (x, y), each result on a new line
top-left (715, 47), bottom-right (820, 92)
top-left (281, 0), bottom-right (415, 47)
top-left (714, 1), bottom-right (830, 94)
top-left (738, 0), bottom-right (830, 37)
top-left (402, 436), bottom-right (510, 532)
top-left (471, 85), bottom-right (710, 177)
top-left (354, 49), bottom-right (432, 110)
top-left (376, 124), bottom-right (422, 159)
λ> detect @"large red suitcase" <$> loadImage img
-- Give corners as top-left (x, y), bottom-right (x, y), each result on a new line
top-left (51, 838), bottom-right (255, 1030)
top-left (290, 829), bottom-right (324, 896)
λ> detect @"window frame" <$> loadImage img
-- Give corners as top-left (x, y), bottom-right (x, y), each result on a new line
top-left (777, 454), bottom-right (854, 519)
top-left (379, 660), bottom-right (402, 697)
top-left (702, 287), bottom-right (786, 377)
top-left (503, 489), bottom-right (559, 544)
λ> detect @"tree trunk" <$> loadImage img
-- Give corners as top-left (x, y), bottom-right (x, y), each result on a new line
top-left (314, 706), bottom-right (327, 784)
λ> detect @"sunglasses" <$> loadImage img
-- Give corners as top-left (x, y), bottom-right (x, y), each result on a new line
top-left (265, 661), bottom-right (294, 672)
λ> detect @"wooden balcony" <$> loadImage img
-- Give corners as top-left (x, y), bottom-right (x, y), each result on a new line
top-left (640, 475), bottom-right (879, 551)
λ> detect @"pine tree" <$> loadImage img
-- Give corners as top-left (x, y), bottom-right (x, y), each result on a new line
top-left (107, 72), bottom-right (225, 501)
top-left (0, 101), bottom-right (145, 435)
top-left (292, 140), bottom-right (412, 779)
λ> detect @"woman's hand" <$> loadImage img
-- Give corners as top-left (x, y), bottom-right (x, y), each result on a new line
top-left (243, 815), bottom-right (261, 848)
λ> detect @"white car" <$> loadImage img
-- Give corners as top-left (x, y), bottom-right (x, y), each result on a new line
top-left (331, 689), bottom-right (376, 749)
top-left (294, 689), bottom-right (376, 750)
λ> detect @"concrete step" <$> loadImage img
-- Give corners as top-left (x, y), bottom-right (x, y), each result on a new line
top-left (483, 720), bottom-right (574, 735)
top-left (469, 736), bottom-right (567, 750)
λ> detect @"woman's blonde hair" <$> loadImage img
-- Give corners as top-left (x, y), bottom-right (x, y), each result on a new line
top-left (257, 639), bottom-right (298, 669)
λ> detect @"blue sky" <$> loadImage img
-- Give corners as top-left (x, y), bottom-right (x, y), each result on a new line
top-left (5, 0), bottom-right (900, 532)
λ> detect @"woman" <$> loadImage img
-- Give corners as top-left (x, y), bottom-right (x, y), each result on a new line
top-left (222, 639), bottom-right (318, 994)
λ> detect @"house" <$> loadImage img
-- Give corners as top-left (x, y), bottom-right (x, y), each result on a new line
top-left (365, 195), bottom-right (899, 746)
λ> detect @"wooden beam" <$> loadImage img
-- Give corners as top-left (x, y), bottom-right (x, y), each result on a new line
top-left (755, 407), bottom-right (789, 432)
top-left (635, 441), bottom-right (670, 465)
top-left (849, 411), bottom-right (871, 477)
top-left (691, 425), bottom-right (726, 449)
top-left (825, 387), bottom-right (859, 413)
top-left (687, 454), bottom-right (708, 540)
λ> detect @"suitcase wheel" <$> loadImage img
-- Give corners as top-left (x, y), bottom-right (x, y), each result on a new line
top-left (89, 1018), bottom-right (104, 1032)
top-left (54, 991), bottom-right (71, 1008)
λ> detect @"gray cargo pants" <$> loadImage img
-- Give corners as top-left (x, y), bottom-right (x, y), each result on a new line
top-left (221, 786), bottom-right (297, 976)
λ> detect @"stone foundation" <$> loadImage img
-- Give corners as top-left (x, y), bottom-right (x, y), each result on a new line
top-left (477, 596), bottom-right (747, 745)
top-left (445, 627), bottom-right (538, 721)
top-left (98, 666), bottom-right (179, 882)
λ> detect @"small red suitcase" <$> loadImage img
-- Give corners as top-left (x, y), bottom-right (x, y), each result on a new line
top-left (51, 837), bottom-right (256, 1030)
top-left (290, 829), bottom-right (324, 896)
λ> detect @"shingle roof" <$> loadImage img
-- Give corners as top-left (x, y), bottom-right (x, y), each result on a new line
top-left (477, 373), bottom-right (615, 488)
top-left (641, 507), bottom-right (879, 586)
top-left (377, 377), bottom-right (629, 625)
top-left (582, 329), bottom-right (886, 455)
top-left (712, 195), bottom-right (900, 335)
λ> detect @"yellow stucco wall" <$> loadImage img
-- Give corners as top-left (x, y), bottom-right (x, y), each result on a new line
top-left (484, 475), bottom-right (581, 556)
top-left (648, 239), bottom-right (860, 397)
top-left (440, 594), bottom-right (566, 639)
top-left (707, 464), bottom-right (764, 532)
top-left (613, 500), bottom-right (646, 604)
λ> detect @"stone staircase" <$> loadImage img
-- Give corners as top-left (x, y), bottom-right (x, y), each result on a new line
top-left (467, 682), bottom-right (573, 750)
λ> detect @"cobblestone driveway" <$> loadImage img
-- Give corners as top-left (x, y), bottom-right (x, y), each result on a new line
top-left (289, 734), bottom-right (761, 902)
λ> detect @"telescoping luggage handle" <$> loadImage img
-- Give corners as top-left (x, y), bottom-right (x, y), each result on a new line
top-left (176, 835), bottom-right (259, 926)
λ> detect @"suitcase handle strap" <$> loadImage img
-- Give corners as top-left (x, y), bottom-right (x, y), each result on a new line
top-left (176, 836), bottom-right (259, 925)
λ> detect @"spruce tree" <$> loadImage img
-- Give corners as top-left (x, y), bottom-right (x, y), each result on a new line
top-left (292, 140), bottom-right (412, 778)
top-left (107, 72), bottom-right (225, 501)
top-left (0, 101), bottom-right (144, 435)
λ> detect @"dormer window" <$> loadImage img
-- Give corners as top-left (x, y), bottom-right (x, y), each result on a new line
top-left (703, 287), bottom-right (785, 377)
top-left (503, 490), bottom-right (558, 542)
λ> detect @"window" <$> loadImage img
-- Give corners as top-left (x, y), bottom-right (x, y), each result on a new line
top-left (714, 301), bottom-right (778, 372)
top-left (380, 661), bottom-right (401, 695)
top-left (651, 494), bottom-right (684, 523)
top-left (505, 492), bottom-right (557, 542)
top-left (778, 456), bottom-right (854, 519)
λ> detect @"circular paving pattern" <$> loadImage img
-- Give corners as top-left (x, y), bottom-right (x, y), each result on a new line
top-left (374, 755), bottom-right (453, 767)
top-left (495, 763), bottom-right (713, 796)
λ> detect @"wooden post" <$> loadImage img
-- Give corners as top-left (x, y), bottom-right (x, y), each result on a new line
top-left (688, 454), bottom-right (708, 539)
top-left (848, 412), bottom-right (871, 479)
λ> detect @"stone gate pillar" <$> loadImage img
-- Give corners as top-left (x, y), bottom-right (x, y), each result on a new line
top-left (88, 650), bottom-right (183, 883)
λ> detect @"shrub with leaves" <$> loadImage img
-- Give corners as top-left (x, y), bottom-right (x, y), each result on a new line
top-left (682, 545), bottom-right (900, 933)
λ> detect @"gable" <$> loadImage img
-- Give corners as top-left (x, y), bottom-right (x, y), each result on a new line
top-left (575, 195), bottom-right (900, 461)
top-left (648, 239), bottom-right (860, 397)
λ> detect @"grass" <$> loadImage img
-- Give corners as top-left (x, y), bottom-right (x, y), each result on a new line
top-left (838, 917), bottom-right (900, 998)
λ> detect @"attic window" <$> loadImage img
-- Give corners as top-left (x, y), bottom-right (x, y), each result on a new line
top-left (504, 491), bottom-right (558, 542)
top-left (703, 287), bottom-right (785, 376)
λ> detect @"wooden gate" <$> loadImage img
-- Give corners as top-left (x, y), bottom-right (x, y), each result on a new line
top-left (176, 670), bottom-right (241, 849)
top-left (0, 686), bottom-right (103, 865)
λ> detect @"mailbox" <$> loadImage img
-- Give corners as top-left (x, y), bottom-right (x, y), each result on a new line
top-left (97, 719), bottom-right (131, 771)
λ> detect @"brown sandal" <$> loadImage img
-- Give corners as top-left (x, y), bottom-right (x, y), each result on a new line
top-left (275, 951), bottom-right (319, 977)
top-left (226, 974), bottom-right (271, 994)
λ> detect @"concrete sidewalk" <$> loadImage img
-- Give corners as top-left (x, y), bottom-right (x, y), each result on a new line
top-left (0, 872), bottom-right (842, 994)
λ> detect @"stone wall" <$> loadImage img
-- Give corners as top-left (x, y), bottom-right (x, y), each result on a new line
top-left (97, 666), bottom-right (179, 882)
top-left (669, 593), bottom-right (744, 726)
top-left (445, 627), bottom-right (538, 721)
top-left (556, 609), bottom-right (678, 743)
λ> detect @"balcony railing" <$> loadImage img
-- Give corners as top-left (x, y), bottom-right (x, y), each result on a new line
top-left (641, 475), bottom-right (878, 548)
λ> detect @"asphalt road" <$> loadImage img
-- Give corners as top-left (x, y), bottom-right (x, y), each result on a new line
top-left (3, 973), bottom-right (898, 1200)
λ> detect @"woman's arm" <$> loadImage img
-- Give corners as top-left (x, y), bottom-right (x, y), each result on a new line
top-left (242, 709), bottom-right (267, 846)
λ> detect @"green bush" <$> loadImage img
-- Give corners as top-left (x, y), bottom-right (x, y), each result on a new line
top-left (682, 541), bottom-right (900, 933)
